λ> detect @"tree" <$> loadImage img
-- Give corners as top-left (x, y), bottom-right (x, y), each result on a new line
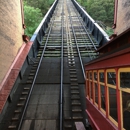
top-left (24, 2), bottom-right (43, 37)
top-left (77, 0), bottom-right (114, 35)
top-left (78, 0), bottom-right (114, 26)
top-left (88, 1), bottom-right (107, 22)
top-left (24, 0), bottom-right (54, 15)
top-left (23, 0), bottom-right (54, 37)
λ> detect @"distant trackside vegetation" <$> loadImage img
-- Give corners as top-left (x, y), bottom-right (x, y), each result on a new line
top-left (77, 0), bottom-right (114, 36)
top-left (23, 0), bottom-right (114, 37)
top-left (23, 0), bottom-right (54, 37)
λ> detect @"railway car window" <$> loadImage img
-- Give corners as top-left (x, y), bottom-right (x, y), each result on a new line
top-left (88, 72), bottom-right (93, 100)
top-left (120, 72), bottom-right (130, 88)
top-left (94, 72), bottom-right (97, 80)
top-left (89, 72), bottom-right (92, 80)
top-left (93, 72), bottom-right (98, 105)
top-left (109, 88), bottom-right (118, 122)
top-left (99, 72), bottom-right (104, 82)
top-left (89, 82), bottom-right (93, 100)
top-left (86, 72), bottom-right (89, 96)
top-left (86, 72), bottom-right (88, 79)
top-left (107, 72), bottom-right (116, 85)
top-left (122, 92), bottom-right (130, 130)
top-left (100, 85), bottom-right (106, 111)
top-left (94, 83), bottom-right (98, 105)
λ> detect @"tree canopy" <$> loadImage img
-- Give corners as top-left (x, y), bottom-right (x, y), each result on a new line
top-left (24, 2), bottom-right (43, 37)
top-left (77, 0), bottom-right (114, 35)
top-left (23, 0), bottom-right (54, 37)
top-left (78, 0), bottom-right (114, 25)
top-left (24, 0), bottom-right (54, 15)
top-left (23, 0), bottom-right (114, 37)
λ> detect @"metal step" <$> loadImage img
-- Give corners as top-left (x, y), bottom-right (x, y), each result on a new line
top-left (70, 78), bottom-right (78, 81)
top-left (70, 87), bottom-right (79, 90)
top-left (26, 80), bottom-right (32, 83)
top-left (28, 77), bottom-right (34, 80)
top-left (19, 97), bottom-right (26, 100)
top-left (72, 116), bottom-right (83, 120)
top-left (23, 87), bottom-right (30, 90)
top-left (30, 70), bottom-right (36, 73)
top-left (8, 125), bottom-right (17, 129)
top-left (71, 91), bottom-right (80, 94)
top-left (14, 110), bottom-right (21, 113)
top-left (12, 118), bottom-right (19, 121)
top-left (29, 73), bottom-right (35, 76)
top-left (71, 96), bottom-right (80, 100)
top-left (71, 83), bottom-right (78, 86)
top-left (17, 103), bottom-right (24, 106)
top-left (64, 124), bottom-right (73, 128)
top-left (72, 109), bottom-right (82, 112)
top-left (70, 75), bottom-right (77, 78)
top-left (22, 92), bottom-right (28, 95)
top-left (71, 102), bottom-right (81, 106)
top-left (69, 68), bottom-right (76, 71)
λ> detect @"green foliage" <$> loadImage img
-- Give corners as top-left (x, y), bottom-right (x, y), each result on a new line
top-left (24, 0), bottom-right (54, 15)
top-left (77, 0), bottom-right (114, 35)
top-left (87, 0), bottom-right (114, 25)
top-left (105, 27), bottom-right (114, 36)
top-left (23, 0), bottom-right (55, 37)
top-left (24, 2), bottom-right (43, 37)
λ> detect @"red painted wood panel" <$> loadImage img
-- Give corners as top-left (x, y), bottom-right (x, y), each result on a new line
top-left (86, 98), bottom-right (118, 130)
top-left (0, 41), bottom-right (33, 113)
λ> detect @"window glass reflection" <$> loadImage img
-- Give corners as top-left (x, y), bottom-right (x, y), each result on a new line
top-left (107, 72), bottom-right (116, 85)
top-left (94, 83), bottom-right (98, 105)
top-left (100, 85), bottom-right (105, 111)
top-left (120, 72), bottom-right (130, 88)
top-left (94, 72), bottom-right (97, 81)
top-left (109, 88), bottom-right (117, 121)
top-left (122, 92), bottom-right (130, 130)
top-left (99, 72), bottom-right (104, 82)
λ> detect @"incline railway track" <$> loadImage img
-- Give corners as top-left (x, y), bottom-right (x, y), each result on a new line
top-left (0, 0), bottom-right (107, 130)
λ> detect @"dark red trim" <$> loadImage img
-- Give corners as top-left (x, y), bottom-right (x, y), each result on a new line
top-left (86, 44), bottom-right (130, 70)
top-left (86, 98), bottom-right (118, 130)
top-left (0, 42), bottom-right (33, 113)
top-left (96, 28), bottom-right (130, 54)
top-left (86, 109), bottom-right (100, 130)
top-left (104, 70), bottom-right (109, 118)
top-left (115, 68), bottom-right (122, 130)
top-left (22, 35), bottom-right (30, 43)
top-left (85, 49), bottom-right (130, 71)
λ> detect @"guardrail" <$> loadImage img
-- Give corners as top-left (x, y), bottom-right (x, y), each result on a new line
top-left (72, 0), bottom-right (110, 46)
top-left (29, 0), bottom-right (58, 58)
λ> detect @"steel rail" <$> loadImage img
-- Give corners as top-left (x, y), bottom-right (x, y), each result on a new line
top-left (70, 16), bottom-right (96, 60)
top-left (69, 4), bottom-right (98, 60)
top-left (67, 3), bottom-right (86, 80)
top-left (17, 17), bottom-right (55, 130)
top-left (73, 6), bottom-right (97, 51)
top-left (71, 4), bottom-right (98, 60)
top-left (59, 0), bottom-right (64, 129)
top-left (73, 22), bottom-right (96, 60)
top-left (72, 7), bottom-right (102, 60)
